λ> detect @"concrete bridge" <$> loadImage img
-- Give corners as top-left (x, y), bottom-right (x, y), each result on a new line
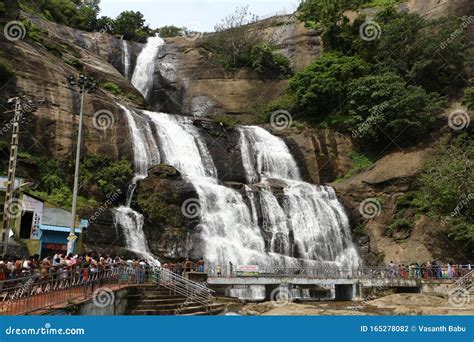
top-left (204, 265), bottom-right (467, 301)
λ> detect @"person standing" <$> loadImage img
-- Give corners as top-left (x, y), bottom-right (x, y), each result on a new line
top-left (197, 257), bottom-right (205, 273)
top-left (184, 258), bottom-right (192, 273)
top-left (229, 261), bottom-right (233, 277)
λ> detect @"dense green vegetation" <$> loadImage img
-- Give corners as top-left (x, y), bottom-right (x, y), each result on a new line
top-left (286, 54), bottom-right (371, 119)
top-left (262, 4), bottom-right (470, 151)
top-left (137, 189), bottom-right (178, 226)
top-left (2, 0), bottom-right (152, 42)
top-left (463, 87), bottom-right (474, 110)
top-left (201, 7), bottom-right (292, 77)
top-left (101, 82), bottom-right (122, 96)
top-left (112, 10), bottom-right (152, 41)
top-left (387, 135), bottom-right (473, 244)
top-left (156, 25), bottom-right (183, 38)
top-left (414, 134), bottom-right (473, 243)
top-left (79, 155), bottom-right (133, 196)
top-left (0, 148), bottom-right (133, 210)
top-left (338, 152), bottom-right (374, 181)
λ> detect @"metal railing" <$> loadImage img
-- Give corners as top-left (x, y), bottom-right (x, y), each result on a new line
top-left (0, 265), bottom-right (215, 315)
top-left (0, 266), bottom-right (149, 315)
top-left (152, 267), bottom-right (213, 310)
top-left (454, 270), bottom-right (474, 289)
top-left (205, 264), bottom-right (473, 280)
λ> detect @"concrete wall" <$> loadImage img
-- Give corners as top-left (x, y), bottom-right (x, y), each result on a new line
top-left (47, 288), bottom-right (130, 316)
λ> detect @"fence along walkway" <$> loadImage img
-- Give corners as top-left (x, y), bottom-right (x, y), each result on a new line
top-left (205, 264), bottom-right (473, 280)
top-left (0, 266), bottom-right (213, 316)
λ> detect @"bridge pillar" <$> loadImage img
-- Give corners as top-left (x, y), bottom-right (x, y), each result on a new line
top-left (334, 284), bottom-right (356, 301)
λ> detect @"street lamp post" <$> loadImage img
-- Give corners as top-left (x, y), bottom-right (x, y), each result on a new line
top-left (67, 75), bottom-right (97, 255)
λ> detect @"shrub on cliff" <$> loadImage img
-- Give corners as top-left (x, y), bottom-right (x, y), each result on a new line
top-left (201, 6), bottom-right (291, 77)
top-left (414, 134), bottom-right (474, 243)
top-left (463, 87), bottom-right (474, 110)
top-left (80, 155), bottom-right (133, 197)
top-left (156, 25), bottom-right (183, 38)
top-left (250, 44), bottom-right (292, 78)
top-left (343, 73), bottom-right (446, 148)
top-left (285, 53), bottom-right (371, 120)
top-left (325, 8), bottom-right (468, 95)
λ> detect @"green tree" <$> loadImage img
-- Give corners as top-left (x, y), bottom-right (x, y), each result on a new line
top-left (344, 73), bottom-right (446, 147)
top-left (286, 53), bottom-right (371, 120)
top-left (94, 16), bottom-right (114, 32)
top-left (157, 25), bottom-right (183, 38)
top-left (367, 9), bottom-right (468, 95)
top-left (114, 10), bottom-right (150, 41)
top-left (415, 134), bottom-right (474, 243)
top-left (201, 6), bottom-right (263, 70)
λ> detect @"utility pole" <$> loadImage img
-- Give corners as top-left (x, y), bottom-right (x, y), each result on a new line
top-left (1, 96), bottom-right (39, 255)
top-left (67, 74), bottom-right (97, 255)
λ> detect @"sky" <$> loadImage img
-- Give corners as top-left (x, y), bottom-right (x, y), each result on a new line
top-left (99, 0), bottom-right (301, 32)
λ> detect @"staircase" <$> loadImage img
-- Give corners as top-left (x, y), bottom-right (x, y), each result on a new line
top-left (125, 286), bottom-right (225, 315)
top-left (453, 270), bottom-right (473, 304)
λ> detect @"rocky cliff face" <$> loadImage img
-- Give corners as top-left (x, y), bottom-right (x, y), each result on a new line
top-left (1, 2), bottom-right (471, 263)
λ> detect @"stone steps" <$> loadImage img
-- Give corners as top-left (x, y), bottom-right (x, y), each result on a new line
top-left (124, 286), bottom-right (224, 316)
top-left (127, 297), bottom-right (191, 305)
top-left (128, 304), bottom-right (225, 316)
top-left (131, 301), bottom-right (202, 310)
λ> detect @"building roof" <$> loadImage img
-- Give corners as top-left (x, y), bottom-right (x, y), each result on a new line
top-left (40, 225), bottom-right (82, 233)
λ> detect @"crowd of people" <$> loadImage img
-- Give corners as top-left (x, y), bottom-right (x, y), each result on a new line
top-left (162, 257), bottom-right (206, 275)
top-left (1, 253), bottom-right (471, 285)
top-left (387, 261), bottom-right (472, 279)
top-left (0, 252), bottom-right (154, 285)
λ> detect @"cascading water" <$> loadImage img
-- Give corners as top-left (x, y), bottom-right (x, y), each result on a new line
top-left (115, 34), bottom-right (359, 269)
top-left (113, 104), bottom-right (161, 264)
top-left (239, 126), bottom-right (359, 266)
top-left (121, 39), bottom-right (130, 80)
top-left (131, 36), bottom-right (165, 100)
top-left (142, 111), bottom-right (270, 265)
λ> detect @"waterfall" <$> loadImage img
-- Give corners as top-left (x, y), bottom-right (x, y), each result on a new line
top-left (131, 36), bottom-right (165, 100)
top-left (115, 35), bottom-right (358, 269)
top-left (121, 39), bottom-right (130, 80)
top-left (239, 126), bottom-right (301, 182)
top-left (113, 104), bottom-right (161, 265)
top-left (239, 126), bottom-right (359, 266)
top-left (142, 111), bottom-right (270, 265)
